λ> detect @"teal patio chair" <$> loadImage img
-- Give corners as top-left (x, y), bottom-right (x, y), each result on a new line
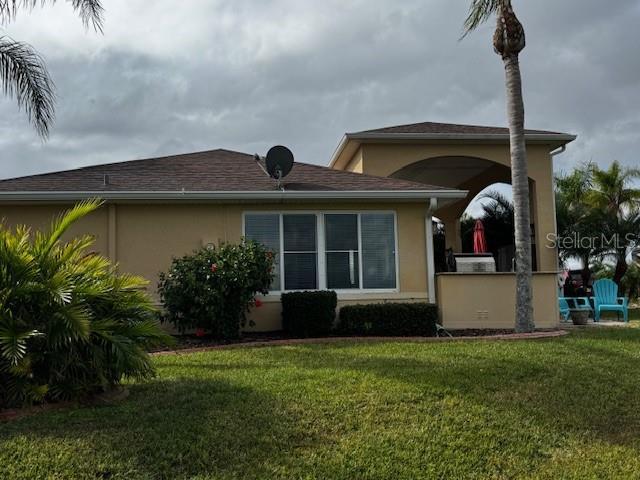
top-left (593, 279), bottom-right (629, 323)
top-left (559, 296), bottom-right (571, 321)
top-left (559, 294), bottom-right (592, 322)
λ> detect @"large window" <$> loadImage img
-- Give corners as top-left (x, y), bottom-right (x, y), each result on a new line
top-left (244, 212), bottom-right (397, 292)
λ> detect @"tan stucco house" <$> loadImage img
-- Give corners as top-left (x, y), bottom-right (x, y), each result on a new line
top-left (0, 121), bottom-right (575, 331)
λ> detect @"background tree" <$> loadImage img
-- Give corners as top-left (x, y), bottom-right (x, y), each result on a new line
top-left (555, 165), bottom-right (601, 287)
top-left (0, 0), bottom-right (103, 137)
top-left (464, 0), bottom-right (533, 332)
top-left (588, 161), bottom-right (640, 285)
top-left (461, 190), bottom-right (515, 271)
top-left (621, 263), bottom-right (640, 301)
top-left (555, 161), bottom-right (640, 292)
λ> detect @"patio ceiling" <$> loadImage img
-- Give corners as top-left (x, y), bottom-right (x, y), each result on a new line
top-left (389, 156), bottom-right (511, 190)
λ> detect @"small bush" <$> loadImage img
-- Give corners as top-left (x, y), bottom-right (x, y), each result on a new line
top-left (338, 302), bottom-right (438, 336)
top-left (281, 291), bottom-right (337, 337)
top-left (159, 241), bottom-right (274, 340)
top-left (0, 200), bottom-right (172, 409)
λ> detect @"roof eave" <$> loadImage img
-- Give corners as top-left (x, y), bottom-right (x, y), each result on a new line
top-left (0, 189), bottom-right (469, 203)
top-left (329, 132), bottom-right (578, 169)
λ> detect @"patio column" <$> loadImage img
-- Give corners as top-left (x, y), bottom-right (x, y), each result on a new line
top-left (438, 212), bottom-right (462, 252)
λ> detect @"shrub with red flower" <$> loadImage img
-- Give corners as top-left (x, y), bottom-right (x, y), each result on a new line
top-left (158, 241), bottom-right (274, 340)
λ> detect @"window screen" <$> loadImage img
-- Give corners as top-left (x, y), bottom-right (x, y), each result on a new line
top-left (325, 214), bottom-right (359, 289)
top-left (283, 214), bottom-right (317, 290)
top-left (244, 214), bottom-right (281, 291)
top-left (361, 213), bottom-right (396, 289)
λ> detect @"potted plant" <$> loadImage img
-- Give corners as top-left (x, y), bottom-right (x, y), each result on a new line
top-left (570, 308), bottom-right (590, 325)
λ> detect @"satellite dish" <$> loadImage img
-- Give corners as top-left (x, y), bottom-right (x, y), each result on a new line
top-left (265, 145), bottom-right (294, 180)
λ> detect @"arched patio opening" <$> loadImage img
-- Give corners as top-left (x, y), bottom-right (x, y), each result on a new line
top-left (390, 156), bottom-right (539, 272)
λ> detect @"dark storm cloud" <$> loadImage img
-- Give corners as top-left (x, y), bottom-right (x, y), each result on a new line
top-left (0, 0), bottom-right (638, 181)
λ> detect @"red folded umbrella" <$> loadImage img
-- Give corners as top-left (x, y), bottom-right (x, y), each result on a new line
top-left (473, 219), bottom-right (488, 254)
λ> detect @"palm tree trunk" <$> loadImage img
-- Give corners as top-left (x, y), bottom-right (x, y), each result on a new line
top-left (581, 254), bottom-right (591, 288)
top-left (613, 253), bottom-right (628, 286)
top-left (503, 54), bottom-right (534, 332)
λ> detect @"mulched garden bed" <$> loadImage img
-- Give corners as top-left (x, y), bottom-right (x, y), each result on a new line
top-left (151, 329), bottom-right (568, 355)
top-left (0, 387), bottom-right (129, 422)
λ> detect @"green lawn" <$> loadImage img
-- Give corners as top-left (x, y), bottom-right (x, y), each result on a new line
top-left (2, 329), bottom-right (640, 479)
top-left (599, 307), bottom-right (640, 321)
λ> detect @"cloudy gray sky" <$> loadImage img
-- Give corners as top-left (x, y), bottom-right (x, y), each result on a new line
top-left (1, 0), bottom-right (639, 185)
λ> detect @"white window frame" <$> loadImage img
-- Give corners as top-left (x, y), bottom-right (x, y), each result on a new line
top-left (242, 210), bottom-right (400, 295)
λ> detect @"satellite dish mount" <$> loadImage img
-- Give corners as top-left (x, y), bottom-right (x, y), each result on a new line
top-left (259, 145), bottom-right (294, 190)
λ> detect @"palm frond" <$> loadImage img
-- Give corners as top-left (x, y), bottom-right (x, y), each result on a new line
top-left (478, 189), bottom-right (514, 215)
top-left (0, 36), bottom-right (55, 138)
top-left (39, 198), bottom-right (103, 256)
top-left (69, 0), bottom-right (104, 31)
top-left (462, 0), bottom-right (504, 37)
top-left (0, 1), bottom-right (104, 31)
top-left (1, 375), bottom-right (48, 405)
top-left (0, 322), bottom-right (39, 365)
top-left (48, 305), bottom-right (91, 346)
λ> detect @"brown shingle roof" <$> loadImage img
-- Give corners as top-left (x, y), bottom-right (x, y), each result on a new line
top-left (352, 121), bottom-right (568, 136)
top-left (0, 149), bottom-right (448, 193)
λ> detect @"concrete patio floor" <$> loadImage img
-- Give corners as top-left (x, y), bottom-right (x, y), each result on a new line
top-left (561, 320), bottom-right (630, 328)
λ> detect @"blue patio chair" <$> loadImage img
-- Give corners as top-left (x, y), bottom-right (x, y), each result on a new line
top-left (593, 279), bottom-right (629, 323)
top-left (559, 295), bottom-right (592, 321)
top-left (559, 296), bottom-right (571, 321)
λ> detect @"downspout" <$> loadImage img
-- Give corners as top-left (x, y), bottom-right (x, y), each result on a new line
top-left (550, 145), bottom-right (567, 322)
top-left (425, 197), bottom-right (438, 304)
top-left (550, 144), bottom-right (567, 274)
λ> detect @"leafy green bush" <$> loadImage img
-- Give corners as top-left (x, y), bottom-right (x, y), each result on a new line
top-left (281, 291), bottom-right (337, 337)
top-left (338, 303), bottom-right (438, 336)
top-left (0, 200), bottom-right (172, 409)
top-left (158, 242), bottom-right (274, 339)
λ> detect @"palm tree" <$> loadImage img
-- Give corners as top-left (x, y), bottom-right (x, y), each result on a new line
top-left (0, 1), bottom-right (103, 137)
top-left (555, 165), bottom-right (601, 287)
top-left (0, 199), bottom-right (172, 407)
top-left (588, 161), bottom-right (640, 285)
top-left (463, 0), bottom-right (532, 332)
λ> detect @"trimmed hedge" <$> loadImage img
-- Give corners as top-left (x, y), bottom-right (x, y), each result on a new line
top-left (338, 302), bottom-right (438, 336)
top-left (281, 291), bottom-right (337, 337)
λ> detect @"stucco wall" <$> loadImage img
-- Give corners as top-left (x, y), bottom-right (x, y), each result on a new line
top-left (0, 204), bottom-right (109, 254)
top-left (436, 272), bottom-right (560, 329)
top-left (0, 201), bottom-right (430, 332)
top-left (344, 147), bottom-right (364, 173)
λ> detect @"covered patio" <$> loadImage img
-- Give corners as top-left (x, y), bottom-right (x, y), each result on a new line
top-left (330, 121), bottom-right (576, 328)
